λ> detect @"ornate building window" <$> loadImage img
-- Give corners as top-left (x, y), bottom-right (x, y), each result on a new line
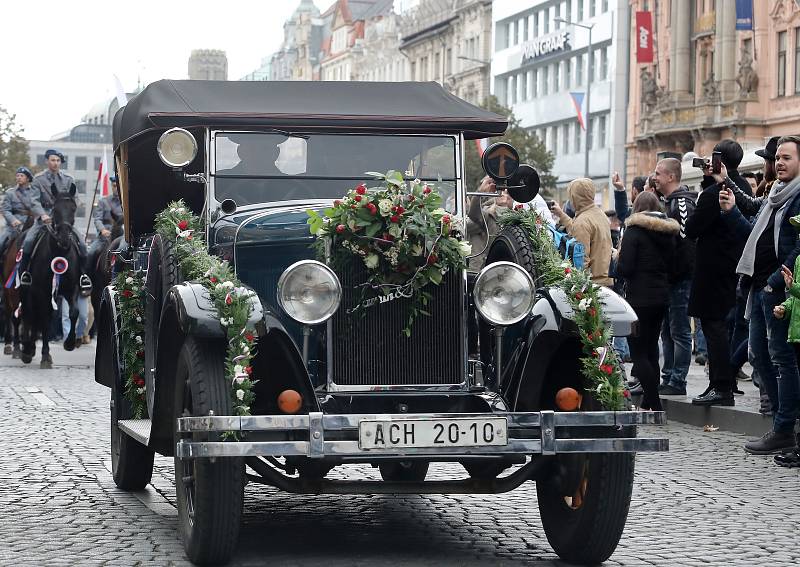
top-left (795, 28), bottom-right (800, 94)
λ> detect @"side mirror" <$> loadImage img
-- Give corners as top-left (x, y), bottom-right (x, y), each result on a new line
top-left (507, 164), bottom-right (540, 203)
top-left (481, 142), bottom-right (519, 181)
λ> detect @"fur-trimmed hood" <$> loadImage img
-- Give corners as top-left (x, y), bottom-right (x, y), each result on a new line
top-left (625, 211), bottom-right (680, 234)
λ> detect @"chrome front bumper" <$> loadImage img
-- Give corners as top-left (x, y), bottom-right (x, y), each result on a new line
top-left (175, 410), bottom-right (669, 459)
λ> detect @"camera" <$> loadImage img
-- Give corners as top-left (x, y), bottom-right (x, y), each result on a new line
top-left (692, 152), bottom-right (723, 174)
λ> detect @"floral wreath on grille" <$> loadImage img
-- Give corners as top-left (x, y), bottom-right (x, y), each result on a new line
top-left (307, 170), bottom-right (471, 337)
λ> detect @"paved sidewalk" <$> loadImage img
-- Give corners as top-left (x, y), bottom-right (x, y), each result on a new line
top-left (626, 360), bottom-right (774, 438)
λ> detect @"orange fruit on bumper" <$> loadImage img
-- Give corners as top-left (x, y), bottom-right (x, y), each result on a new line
top-left (277, 389), bottom-right (302, 414)
top-left (555, 387), bottom-right (582, 411)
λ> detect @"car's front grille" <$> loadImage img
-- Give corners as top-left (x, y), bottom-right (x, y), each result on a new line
top-left (330, 269), bottom-right (465, 388)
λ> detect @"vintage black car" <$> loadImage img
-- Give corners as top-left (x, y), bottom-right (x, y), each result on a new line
top-left (96, 79), bottom-right (667, 566)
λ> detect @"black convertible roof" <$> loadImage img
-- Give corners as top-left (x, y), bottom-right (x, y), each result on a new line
top-left (112, 79), bottom-right (508, 148)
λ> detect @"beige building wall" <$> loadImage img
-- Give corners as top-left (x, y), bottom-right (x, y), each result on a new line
top-left (627, 0), bottom-right (800, 178)
top-left (399, 0), bottom-right (492, 105)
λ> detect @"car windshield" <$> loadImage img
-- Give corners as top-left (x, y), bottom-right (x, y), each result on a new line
top-left (213, 132), bottom-right (458, 210)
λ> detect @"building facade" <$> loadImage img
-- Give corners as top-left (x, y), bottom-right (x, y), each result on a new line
top-left (399, 0), bottom-right (493, 105)
top-left (188, 49), bottom-right (228, 81)
top-left (492, 0), bottom-right (629, 193)
top-left (319, 0), bottom-right (394, 81)
top-left (627, 0), bottom-right (800, 177)
top-left (351, 10), bottom-right (408, 82)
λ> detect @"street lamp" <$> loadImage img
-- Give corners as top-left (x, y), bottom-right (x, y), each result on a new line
top-left (554, 17), bottom-right (594, 179)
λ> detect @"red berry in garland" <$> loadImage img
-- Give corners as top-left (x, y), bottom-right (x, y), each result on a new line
top-left (334, 199), bottom-right (342, 207)
top-left (121, 289), bottom-right (133, 298)
top-left (427, 253), bottom-right (438, 265)
top-left (390, 215), bottom-right (400, 223)
top-left (366, 203), bottom-right (377, 215)
top-left (178, 220), bottom-right (189, 230)
top-left (575, 292), bottom-right (583, 300)
top-left (442, 215), bottom-right (451, 225)
top-left (355, 184), bottom-right (366, 195)
top-left (354, 195), bottom-right (362, 202)
top-left (336, 224), bottom-right (346, 234)
top-left (423, 186), bottom-right (432, 194)
top-left (396, 206), bottom-right (405, 214)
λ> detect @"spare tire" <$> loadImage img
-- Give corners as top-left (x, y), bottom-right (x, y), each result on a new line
top-left (485, 224), bottom-right (539, 285)
top-left (144, 234), bottom-right (182, 417)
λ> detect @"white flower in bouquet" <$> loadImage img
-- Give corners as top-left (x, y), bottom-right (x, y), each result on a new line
top-left (431, 208), bottom-right (448, 219)
top-left (236, 389), bottom-right (245, 401)
top-left (378, 199), bottom-right (393, 215)
top-left (234, 364), bottom-right (243, 376)
top-left (577, 298), bottom-right (592, 311)
top-left (125, 276), bottom-right (133, 284)
top-left (364, 254), bottom-right (379, 269)
top-left (135, 335), bottom-right (142, 344)
top-left (136, 387), bottom-right (146, 395)
top-left (458, 241), bottom-right (472, 257)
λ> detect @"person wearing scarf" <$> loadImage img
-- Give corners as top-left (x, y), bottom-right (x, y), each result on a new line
top-left (720, 135), bottom-right (800, 457)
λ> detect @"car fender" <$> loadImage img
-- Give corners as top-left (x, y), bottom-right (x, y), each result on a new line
top-left (166, 282), bottom-right (265, 338)
top-left (542, 287), bottom-right (637, 337)
top-left (95, 285), bottom-right (121, 388)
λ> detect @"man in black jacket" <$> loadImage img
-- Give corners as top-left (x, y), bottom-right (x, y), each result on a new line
top-left (688, 140), bottom-right (748, 406)
top-left (653, 158), bottom-right (697, 395)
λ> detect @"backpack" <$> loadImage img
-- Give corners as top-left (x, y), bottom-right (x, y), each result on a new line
top-left (547, 225), bottom-right (585, 269)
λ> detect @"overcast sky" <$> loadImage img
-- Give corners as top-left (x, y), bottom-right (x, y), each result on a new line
top-left (0, 0), bottom-right (335, 141)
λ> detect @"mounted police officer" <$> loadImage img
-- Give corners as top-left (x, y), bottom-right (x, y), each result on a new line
top-left (0, 167), bottom-right (37, 259)
top-left (18, 149), bottom-right (91, 291)
top-left (91, 175), bottom-right (123, 248)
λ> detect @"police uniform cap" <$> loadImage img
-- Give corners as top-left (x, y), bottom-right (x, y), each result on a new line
top-left (16, 167), bottom-right (33, 181)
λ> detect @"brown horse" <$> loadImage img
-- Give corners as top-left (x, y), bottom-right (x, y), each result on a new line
top-left (0, 218), bottom-right (33, 358)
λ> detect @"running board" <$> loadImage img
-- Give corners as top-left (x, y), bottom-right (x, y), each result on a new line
top-left (118, 419), bottom-right (152, 445)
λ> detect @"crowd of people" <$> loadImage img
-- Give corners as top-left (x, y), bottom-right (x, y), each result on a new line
top-left (467, 135), bottom-right (800, 470)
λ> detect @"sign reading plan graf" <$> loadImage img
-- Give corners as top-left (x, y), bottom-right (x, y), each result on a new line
top-left (521, 30), bottom-right (570, 63)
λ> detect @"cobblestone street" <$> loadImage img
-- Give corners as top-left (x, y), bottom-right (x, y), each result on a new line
top-left (1, 344), bottom-right (799, 567)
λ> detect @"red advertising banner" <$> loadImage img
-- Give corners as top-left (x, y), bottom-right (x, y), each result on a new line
top-left (636, 11), bottom-right (653, 63)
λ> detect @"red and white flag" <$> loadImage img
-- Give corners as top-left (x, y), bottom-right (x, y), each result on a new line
top-left (97, 147), bottom-right (110, 197)
top-left (474, 138), bottom-right (489, 156)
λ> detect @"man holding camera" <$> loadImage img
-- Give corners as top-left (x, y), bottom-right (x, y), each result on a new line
top-left (652, 158), bottom-right (697, 396)
top-left (720, 135), bottom-right (800, 456)
top-left (686, 141), bottom-right (748, 406)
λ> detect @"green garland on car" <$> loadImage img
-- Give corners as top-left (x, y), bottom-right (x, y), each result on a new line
top-left (114, 270), bottom-right (147, 419)
top-left (151, 200), bottom-right (259, 417)
top-left (498, 208), bottom-right (629, 411)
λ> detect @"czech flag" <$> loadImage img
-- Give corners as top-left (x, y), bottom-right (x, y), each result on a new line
top-left (97, 147), bottom-right (110, 197)
top-left (569, 91), bottom-right (586, 131)
top-left (474, 138), bottom-right (489, 156)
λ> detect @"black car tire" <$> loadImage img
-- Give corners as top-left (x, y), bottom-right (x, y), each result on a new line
top-left (111, 337), bottom-right (154, 490)
top-left (174, 337), bottom-right (243, 566)
top-left (144, 234), bottom-right (182, 417)
top-left (378, 461), bottom-right (429, 482)
top-left (485, 224), bottom-right (539, 283)
top-left (536, 451), bottom-right (635, 564)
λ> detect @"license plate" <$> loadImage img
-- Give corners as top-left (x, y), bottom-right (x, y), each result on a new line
top-left (358, 418), bottom-right (508, 450)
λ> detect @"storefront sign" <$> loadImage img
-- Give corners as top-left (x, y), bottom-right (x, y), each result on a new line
top-left (521, 30), bottom-right (570, 62)
top-left (635, 11), bottom-right (653, 63)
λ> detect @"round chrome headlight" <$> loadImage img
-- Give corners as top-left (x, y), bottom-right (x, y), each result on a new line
top-left (157, 128), bottom-right (198, 168)
top-left (474, 261), bottom-right (535, 326)
top-left (277, 260), bottom-right (342, 325)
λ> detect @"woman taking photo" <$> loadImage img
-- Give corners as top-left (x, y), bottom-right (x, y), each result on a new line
top-left (615, 192), bottom-right (679, 410)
